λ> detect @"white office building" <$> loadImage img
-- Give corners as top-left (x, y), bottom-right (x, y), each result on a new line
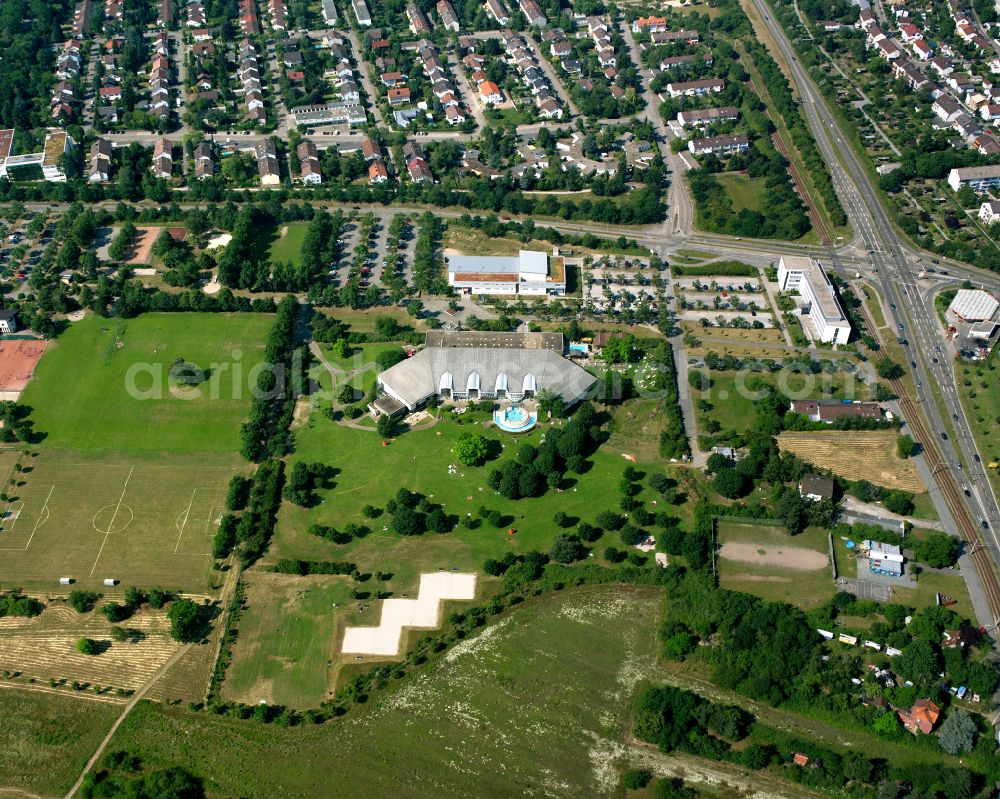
top-left (777, 256), bottom-right (852, 344)
top-left (445, 249), bottom-right (566, 296)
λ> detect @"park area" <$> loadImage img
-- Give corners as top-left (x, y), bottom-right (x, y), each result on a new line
top-left (20, 312), bottom-right (273, 453)
top-left (717, 521), bottom-right (834, 609)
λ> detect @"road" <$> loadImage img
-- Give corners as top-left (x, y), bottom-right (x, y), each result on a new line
top-left (747, 0), bottom-right (1000, 627)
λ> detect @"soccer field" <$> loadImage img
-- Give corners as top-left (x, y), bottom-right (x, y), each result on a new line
top-left (20, 312), bottom-right (273, 454)
top-left (0, 449), bottom-right (244, 593)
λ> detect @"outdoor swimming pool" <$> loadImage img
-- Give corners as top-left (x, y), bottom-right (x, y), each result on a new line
top-left (493, 403), bottom-right (537, 433)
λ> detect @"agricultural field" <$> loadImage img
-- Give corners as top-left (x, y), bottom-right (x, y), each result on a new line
top-left (777, 431), bottom-right (926, 493)
top-left (0, 688), bottom-right (120, 798)
top-left (100, 586), bottom-right (669, 798)
top-left (0, 448), bottom-right (239, 593)
top-left (692, 370), bottom-right (873, 434)
top-left (21, 313), bottom-right (273, 454)
top-left (716, 521), bottom-right (835, 609)
top-left (0, 599), bottom-right (184, 693)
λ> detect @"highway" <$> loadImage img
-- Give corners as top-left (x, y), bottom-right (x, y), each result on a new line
top-left (747, 0), bottom-right (1000, 625)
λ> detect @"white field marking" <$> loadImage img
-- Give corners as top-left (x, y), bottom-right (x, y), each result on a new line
top-left (174, 488), bottom-right (197, 554)
top-left (0, 487), bottom-right (52, 552)
top-left (90, 467), bottom-right (134, 575)
top-left (23, 486), bottom-right (53, 552)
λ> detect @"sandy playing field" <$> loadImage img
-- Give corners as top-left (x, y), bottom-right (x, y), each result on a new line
top-left (719, 541), bottom-right (828, 571)
top-left (0, 340), bottom-right (46, 396)
top-left (127, 227), bottom-right (163, 265)
top-left (342, 572), bottom-right (477, 656)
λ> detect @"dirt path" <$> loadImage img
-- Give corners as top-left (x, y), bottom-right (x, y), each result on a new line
top-left (63, 643), bottom-right (192, 799)
top-left (719, 541), bottom-right (827, 570)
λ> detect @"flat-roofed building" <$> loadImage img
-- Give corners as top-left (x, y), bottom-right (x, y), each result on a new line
top-left (777, 256), bottom-right (851, 344)
top-left (446, 249), bottom-right (565, 296)
top-left (948, 164), bottom-right (1000, 192)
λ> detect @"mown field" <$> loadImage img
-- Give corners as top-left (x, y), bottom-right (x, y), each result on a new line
top-left (21, 313), bottom-right (273, 454)
top-left (105, 585), bottom-right (667, 798)
top-left (265, 222), bottom-right (309, 266)
top-left (0, 688), bottom-right (120, 798)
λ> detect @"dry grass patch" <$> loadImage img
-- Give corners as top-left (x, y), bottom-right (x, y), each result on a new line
top-left (0, 602), bottom-right (183, 693)
top-left (777, 431), bottom-right (925, 492)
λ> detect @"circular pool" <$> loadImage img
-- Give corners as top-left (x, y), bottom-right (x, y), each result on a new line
top-left (493, 403), bottom-right (537, 433)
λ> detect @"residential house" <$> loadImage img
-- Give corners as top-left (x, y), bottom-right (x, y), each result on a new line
top-left (483, 0), bottom-right (510, 25)
top-left (193, 140), bottom-right (214, 180)
top-left (255, 138), bottom-right (281, 185)
top-left (151, 137), bottom-right (172, 179)
top-left (297, 140), bottom-right (322, 184)
top-left (437, 0), bottom-right (460, 32)
top-left (88, 137), bottom-right (112, 182)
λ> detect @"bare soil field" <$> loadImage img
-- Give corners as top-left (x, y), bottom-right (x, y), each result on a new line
top-left (719, 541), bottom-right (828, 571)
top-left (126, 226), bottom-right (163, 265)
top-left (777, 431), bottom-right (926, 492)
top-left (0, 341), bottom-right (46, 394)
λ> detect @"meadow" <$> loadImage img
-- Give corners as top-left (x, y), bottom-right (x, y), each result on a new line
top-left (265, 222), bottom-right (309, 266)
top-left (0, 688), bottom-right (120, 798)
top-left (98, 585), bottom-right (668, 798)
top-left (21, 313), bottom-right (273, 454)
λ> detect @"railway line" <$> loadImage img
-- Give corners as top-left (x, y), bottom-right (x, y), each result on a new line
top-left (854, 300), bottom-right (1000, 620)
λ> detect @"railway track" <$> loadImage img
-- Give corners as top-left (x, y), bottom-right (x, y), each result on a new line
top-left (855, 298), bottom-right (1000, 621)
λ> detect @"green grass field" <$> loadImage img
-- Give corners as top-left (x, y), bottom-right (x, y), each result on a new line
top-left (223, 572), bottom-right (359, 706)
top-left (21, 313), bottom-right (273, 454)
top-left (265, 222), bottom-right (309, 266)
top-left (714, 172), bottom-right (766, 212)
top-left (0, 688), bottom-right (121, 798)
top-left (0, 448), bottom-right (243, 593)
top-left (716, 521), bottom-right (835, 609)
top-left (102, 585), bottom-right (667, 798)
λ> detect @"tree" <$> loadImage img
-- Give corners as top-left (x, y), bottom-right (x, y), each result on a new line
top-left (139, 767), bottom-right (205, 799)
top-left (876, 358), bottom-right (904, 380)
top-left (391, 505), bottom-right (426, 536)
top-left (553, 511), bottom-right (569, 528)
top-left (550, 532), bottom-right (585, 563)
top-left (76, 637), bottom-right (99, 655)
top-left (167, 599), bottom-right (203, 643)
top-left (601, 334), bottom-right (634, 364)
top-left (896, 434), bottom-right (915, 459)
top-left (377, 413), bottom-right (394, 438)
top-left (454, 431), bottom-right (490, 466)
top-left (897, 639), bottom-right (939, 684)
top-left (713, 468), bottom-right (749, 499)
top-left (68, 590), bottom-right (100, 613)
top-left (623, 770), bottom-right (652, 790)
top-left (937, 708), bottom-right (977, 754)
top-left (915, 532), bottom-right (960, 568)
top-left (101, 602), bottom-right (131, 623)
top-left (883, 491), bottom-right (914, 516)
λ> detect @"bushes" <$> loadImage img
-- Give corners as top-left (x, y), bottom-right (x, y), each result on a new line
top-left (212, 514), bottom-right (239, 559)
top-left (0, 591), bottom-right (42, 618)
top-left (633, 684), bottom-right (752, 755)
top-left (670, 260), bottom-right (758, 277)
top-left (68, 590), bottom-right (100, 613)
top-left (239, 296), bottom-right (301, 463)
top-left (271, 559), bottom-right (356, 576)
top-left (167, 598), bottom-right (205, 643)
top-left (234, 460), bottom-right (285, 565)
top-left (915, 531), bottom-right (959, 568)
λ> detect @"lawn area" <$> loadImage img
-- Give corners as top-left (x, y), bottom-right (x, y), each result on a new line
top-left (265, 222), bottom-right (309, 266)
top-left (716, 521), bottom-right (835, 609)
top-left (0, 688), bottom-right (120, 798)
top-left (21, 313), bottom-right (273, 454)
top-left (269, 410), bottom-right (666, 596)
top-left (0, 447), bottom-right (242, 593)
top-left (692, 369), bottom-right (874, 435)
top-left (105, 585), bottom-right (667, 798)
top-left (714, 171), bottom-right (765, 212)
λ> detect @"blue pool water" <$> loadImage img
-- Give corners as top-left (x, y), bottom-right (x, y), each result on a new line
top-left (494, 404), bottom-right (537, 433)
